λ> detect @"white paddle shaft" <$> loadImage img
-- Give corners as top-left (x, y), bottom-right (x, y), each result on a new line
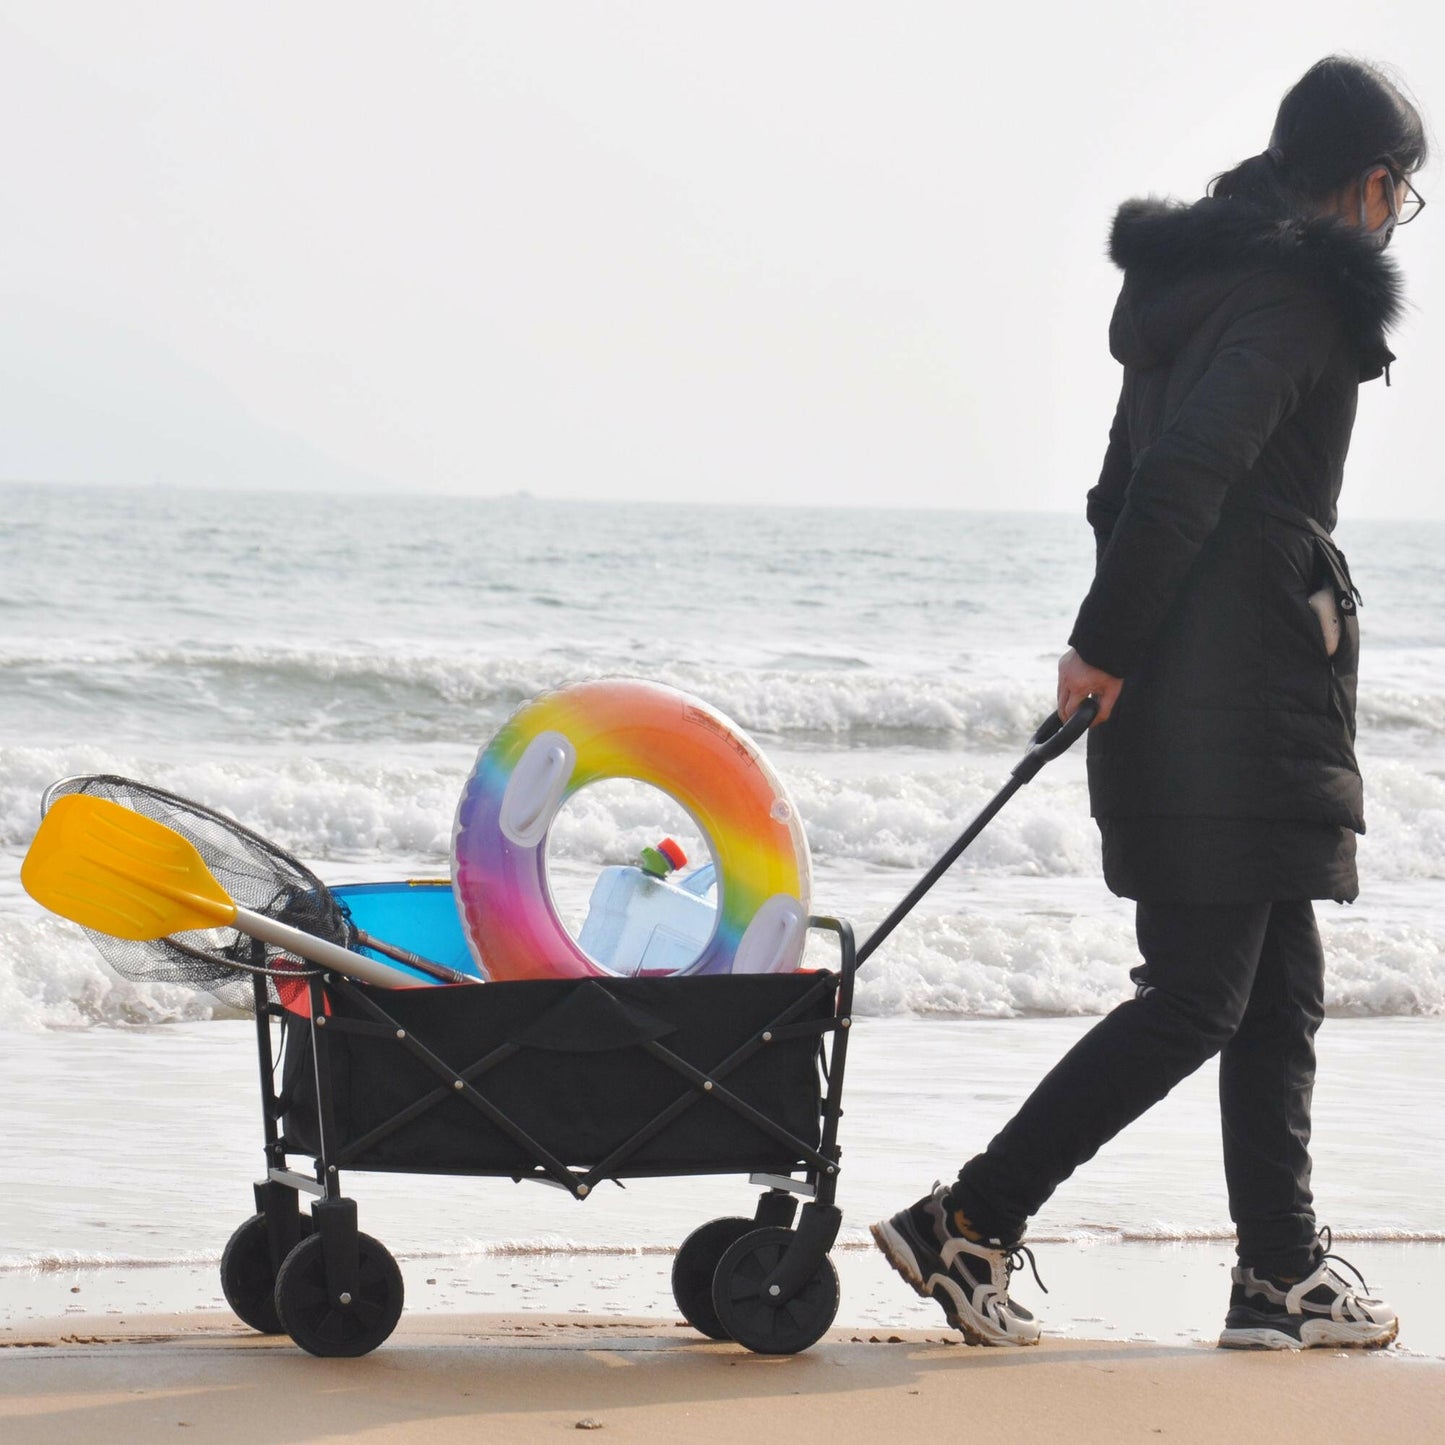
top-left (234, 905), bottom-right (421, 989)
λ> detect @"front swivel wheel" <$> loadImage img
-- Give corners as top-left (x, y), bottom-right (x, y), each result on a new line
top-left (712, 1226), bottom-right (839, 1355)
top-left (274, 1231), bottom-right (404, 1357)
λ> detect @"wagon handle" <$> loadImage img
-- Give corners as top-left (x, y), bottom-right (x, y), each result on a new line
top-left (855, 696), bottom-right (1099, 970)
top-left (1012, 694), bottom-right (1100, 783)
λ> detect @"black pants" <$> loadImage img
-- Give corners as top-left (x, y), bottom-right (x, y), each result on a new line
top-left (952, 899), bottom-right (1327, 1278)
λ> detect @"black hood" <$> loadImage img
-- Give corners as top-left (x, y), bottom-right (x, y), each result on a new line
top-left (1107, 197), bottom-right (1403, 380)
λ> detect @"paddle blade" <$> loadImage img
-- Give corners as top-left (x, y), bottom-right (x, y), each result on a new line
top-left (22, 794), bottom-right (238, 941)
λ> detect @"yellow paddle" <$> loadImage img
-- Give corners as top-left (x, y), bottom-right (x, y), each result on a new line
top-left (23, 794), bottom-right (427, 989)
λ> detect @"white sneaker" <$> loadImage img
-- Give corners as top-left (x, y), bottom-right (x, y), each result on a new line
top-left (1218, 1233), bottom-right (1397, 1350)
top-left (870, 1182), bottom-right (1044, 1346)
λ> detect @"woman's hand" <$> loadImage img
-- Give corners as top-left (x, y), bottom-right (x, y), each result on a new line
top-left (1058, 647), bottom-right (1124, 725)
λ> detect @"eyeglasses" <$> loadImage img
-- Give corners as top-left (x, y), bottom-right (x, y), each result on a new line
top-left (1394, 173), bottom-right (1426, 226)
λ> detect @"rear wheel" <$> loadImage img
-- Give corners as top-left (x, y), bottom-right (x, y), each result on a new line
top-left (274, 1231), bottom-right (404, 1357)
top-left (220, 1213), bottom-right (310, 1335)
top-left (671, 1217), bottom-right (756, 1340)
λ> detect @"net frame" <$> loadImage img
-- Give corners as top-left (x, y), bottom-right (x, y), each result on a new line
top-left (40, 775), bottom-right (353, 1011)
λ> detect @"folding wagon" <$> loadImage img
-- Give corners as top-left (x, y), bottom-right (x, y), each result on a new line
top-left (27, 703), bottom-right (1092, 1358)
top-left (225, 914), bottom-right (857, 1357)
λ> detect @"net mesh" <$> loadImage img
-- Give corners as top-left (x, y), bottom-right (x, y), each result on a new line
top-left (41, 775), bottom-right (354, 1011)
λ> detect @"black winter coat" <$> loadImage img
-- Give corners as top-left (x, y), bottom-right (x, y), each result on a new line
top-left (1069, 197), bottom-right (1402, 882)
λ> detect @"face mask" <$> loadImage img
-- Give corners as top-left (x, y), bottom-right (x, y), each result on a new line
top-left (1359, 171), bottom-right (1400, 251)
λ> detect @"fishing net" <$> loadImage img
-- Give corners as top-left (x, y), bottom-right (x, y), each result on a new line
top-left (40, 775), bottom-right (352, 1011)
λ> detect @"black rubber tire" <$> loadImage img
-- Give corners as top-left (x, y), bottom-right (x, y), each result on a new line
top-left (274, 1231), bottom-right (404, 1358)
top-left (712, 1226), bottom-right (840, 1356)
top-left (671, 1217), bottom-right (757, 1340)
top-left (220, 1213), bottom-right (311, 1335)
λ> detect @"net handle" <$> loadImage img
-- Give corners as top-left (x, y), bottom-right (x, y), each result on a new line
top-left (160, 932), bottom-right (322, 982)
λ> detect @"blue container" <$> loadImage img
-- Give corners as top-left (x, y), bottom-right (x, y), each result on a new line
top-left (332, 881), bottom-right (482, 983)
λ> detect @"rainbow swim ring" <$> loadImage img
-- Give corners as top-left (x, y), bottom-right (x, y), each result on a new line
top-left (452, 680), bottom-right (812, 981)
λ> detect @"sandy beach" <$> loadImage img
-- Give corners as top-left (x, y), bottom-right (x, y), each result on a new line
top-left (3, 1311), bottom-right (1440, 1444)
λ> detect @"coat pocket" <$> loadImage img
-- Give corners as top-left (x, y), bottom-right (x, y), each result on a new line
top-left (1260, 518), bottom-right (1333, 714)
top-left (1307, 533), bottom-right (1360, 742)
top-left (1309, 534), bottom-right (1360, 679)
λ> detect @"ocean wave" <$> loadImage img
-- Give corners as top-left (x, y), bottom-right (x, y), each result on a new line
top-left (4, 889), bottom-right (1442, 1032)
top-left (0, 1241), bottom-right (679, 1273)
top-left (1310, 917), bottom-right (1445, 1016)
top-left (1358, 689), bottom-right (1445, 738)
top-left (0, 743), bottom-right (1094, 869)
top-left (1356, 761), bottom-right (1445, 881)
top-left (792, 765), bottom-right (1096, 873)
top-left (838, 1226), bottom-right (1445, 1246)
top-left (6, 1226), bottom-right (1442, 1274)
top-left (12, 743), bottom-right (1445, 885)
top-left (0, 642), bottom-right (1049, 747)
top-left (847, 911), bottom-right (1137, 1018)
top-left (12, 637), bottom-right (1445, 747)
top-left (848, 907), bottom-right (1445, 1019)
top-left (0, 912), bottom-right (222, 1032)
top-left (6, 742), bottom-right (1445, 1029)
top-left (0, 745), bottom-right (465, 858)
top-left (0, 1249), bottom-right (221, 1273)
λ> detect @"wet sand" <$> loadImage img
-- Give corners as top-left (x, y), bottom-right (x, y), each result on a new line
top-left (2, 1311), bottom-right (1440, 1445)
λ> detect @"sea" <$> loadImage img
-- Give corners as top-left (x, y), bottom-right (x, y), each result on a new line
top-left (2, 481), bottom-right (1443, 1350)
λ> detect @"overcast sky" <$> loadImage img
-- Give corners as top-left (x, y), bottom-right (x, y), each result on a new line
top-left (0, 3), bottom-right (1439, 514)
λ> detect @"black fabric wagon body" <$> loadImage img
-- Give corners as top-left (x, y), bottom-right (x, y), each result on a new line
top-left (281, 972), bottom-right (833, 1178)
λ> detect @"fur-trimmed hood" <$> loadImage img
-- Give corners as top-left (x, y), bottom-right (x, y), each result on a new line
top-left (1107, 196), bottom-right (1402, 380)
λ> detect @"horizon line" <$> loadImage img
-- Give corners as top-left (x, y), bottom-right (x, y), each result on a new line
top-left (2, 475), bottom-right (1442, 525)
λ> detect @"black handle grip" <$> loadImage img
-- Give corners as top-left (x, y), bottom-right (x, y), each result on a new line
top-left (1011, 695), bottom-right (1099, 783)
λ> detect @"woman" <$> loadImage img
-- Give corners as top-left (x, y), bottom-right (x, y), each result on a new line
top-left (873, 57), bottom-right (1427, 1351)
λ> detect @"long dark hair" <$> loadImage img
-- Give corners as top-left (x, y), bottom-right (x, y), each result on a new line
top-left (1209, 57), bottom-right (1429, 214)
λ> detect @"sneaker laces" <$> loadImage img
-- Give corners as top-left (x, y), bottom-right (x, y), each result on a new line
top-left (1004, 1241), bottom-right (1049, 1296)
top-left (1315, 1226), bottom-right (1371, 1296)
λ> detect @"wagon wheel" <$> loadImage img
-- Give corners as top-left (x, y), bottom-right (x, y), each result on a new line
top-left (220, 1212), bottom-right (311, 1335)
top-left (274, 1232), bottom-right (404, 1357)
top-left (712, 1226), bottom-right (840, 1356)
top-left (671, 1217), bottom-right (757, 1340)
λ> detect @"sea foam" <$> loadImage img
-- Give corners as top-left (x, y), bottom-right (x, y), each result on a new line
top-left (5, 738), bottom-right (1445, 1028)
top-left (4, 882), bottom-right (1442, 1031)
